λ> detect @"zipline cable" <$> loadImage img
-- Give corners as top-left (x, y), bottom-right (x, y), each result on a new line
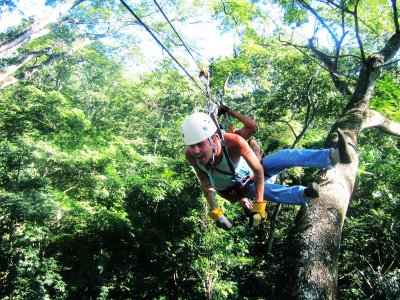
top-left (119, 0), bottom-right (210, 98)
top-left (151, 0), bottom-right (202, 71)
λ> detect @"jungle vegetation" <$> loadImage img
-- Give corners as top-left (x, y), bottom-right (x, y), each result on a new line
top-left (0, 0), bottom-right (399, 299)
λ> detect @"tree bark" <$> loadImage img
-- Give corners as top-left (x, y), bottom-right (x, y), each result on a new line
top-left (275, 5), bottom-right (400, 298)
top-left (275, 142), bottom-right (358, 299)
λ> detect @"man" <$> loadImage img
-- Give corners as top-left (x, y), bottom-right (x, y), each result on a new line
top-left (182, 112), bottom-right (353, 230)
top-left (217, 105), bottom-right (262, 214)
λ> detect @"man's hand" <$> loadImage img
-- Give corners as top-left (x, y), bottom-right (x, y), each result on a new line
top-left (218, 104), bottom-right (230, 117)
top-left (249, 202), bottom-right (267, 227)
top-left (208, 208), bottom-right (232, 231)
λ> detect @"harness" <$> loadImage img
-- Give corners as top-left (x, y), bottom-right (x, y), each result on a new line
top-left (202, 76), bottom-right (253, 194)
top-left (206, 110), bottom-right (253, 202)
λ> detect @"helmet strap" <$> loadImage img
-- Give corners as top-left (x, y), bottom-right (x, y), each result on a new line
top-left (208, 136), bottom-right (217, 165)
top-left (210, 152), bottom-right (215, 165)
top-left (208, 136), bottom-right (217, 153)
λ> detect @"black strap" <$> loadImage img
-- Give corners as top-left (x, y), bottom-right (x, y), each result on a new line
top-left (208, 113), bottom-right (236, 175)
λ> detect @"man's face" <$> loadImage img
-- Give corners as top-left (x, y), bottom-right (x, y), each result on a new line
top-left (188, 138), bottom-right (213, 165)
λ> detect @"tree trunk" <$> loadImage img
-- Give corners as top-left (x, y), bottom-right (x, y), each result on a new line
top-left (275, 28), bottom-right (400, 299)
top-left (275, 153), bottom-right (358, 299)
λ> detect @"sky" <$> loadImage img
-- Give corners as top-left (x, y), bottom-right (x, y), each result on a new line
top-left (0, 0), bottom-right (234, 58)
top-left (0, 0), bottom-right (236, 78)
top-left (0, 0), bottom-right (328, 77)
top-left (122, 19), bottom-right (235, 75)
top-left (0, 0), bottom-right (50, 30)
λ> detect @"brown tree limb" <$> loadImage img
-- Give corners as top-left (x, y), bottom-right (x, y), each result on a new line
top-left (363, 109), bottom-right (400, 135)
top-left (308, 38), bottom-right (355, 96)
top-left (392, 0), bottom-right (399, 33)
top-left (353, 0), bottom-right (366, 63)
top-left (380, 31), bottom-right (400, 62)
top-left (276, 1), bottom-right (400, 298)
top-left (297, 0), bottom-right (339, 44)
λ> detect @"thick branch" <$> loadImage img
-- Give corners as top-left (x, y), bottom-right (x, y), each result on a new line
top-left (308, 39), bottom-right (355, 96)
top-left (334, 15), bottom-right (400, 115)
top-left (0, 54), bottom-right (33, 83)
top-left (353, 0), bottom-right (366, 63)
top-left (0, 76), bottom-right (18, 89)
top-left (344, 54), bottom-right (384, 111)
top-left (0, 0), bottom-right (85, 58)
top-left (0, 39), bottom-right (92, 89)
top-left (308, 38), bottom-right (333, 68)
top-left (380, 31), bottom-right (400, 62)
top-left (363, 109), bottom-right (400, 135)
top-left (392, 0), bottom-right (399, 33)
top-left (297, 0), bottom-right (339, 44)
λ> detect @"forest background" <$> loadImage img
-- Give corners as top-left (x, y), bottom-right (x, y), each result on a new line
top-left (0, 0), bottom-right (399, 299)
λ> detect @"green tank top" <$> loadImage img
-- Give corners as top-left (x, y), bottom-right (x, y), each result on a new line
top-left (196, 152), bottom-right (254, 191)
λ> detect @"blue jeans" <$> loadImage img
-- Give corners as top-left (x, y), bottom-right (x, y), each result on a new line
top-left (242, 149), bottom-right (334, 205)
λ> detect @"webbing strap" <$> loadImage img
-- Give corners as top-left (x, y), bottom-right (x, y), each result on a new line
top-left (208, 113), bottom-right (236, 176)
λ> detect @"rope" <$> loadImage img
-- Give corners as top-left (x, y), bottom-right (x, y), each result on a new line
top-left (119, 0), bottom-right (209, 98)
top-left (151, 0), bottom-right (202, 71)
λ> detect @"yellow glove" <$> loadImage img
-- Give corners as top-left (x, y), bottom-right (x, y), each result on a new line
top-left (208, 208), bottom-right (232, 231)
top-left (208, 208), bottom-right (224, 221)
top-left (250, 202), bottom-right (267, 227)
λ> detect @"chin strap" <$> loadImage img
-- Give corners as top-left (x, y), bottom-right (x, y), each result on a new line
top-left (208, 137), bottom-right (216, 165)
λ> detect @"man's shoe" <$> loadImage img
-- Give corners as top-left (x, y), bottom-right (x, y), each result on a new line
top-left (336, 128), bottom-right (352, 164)
top-left (304, 182), bottom-right (319, 199)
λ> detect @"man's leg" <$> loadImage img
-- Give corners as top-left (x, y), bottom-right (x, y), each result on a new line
top-left (261, 129), bottom-right (354, 177)
top-left (242, 181), bottom-right (314, 206)
top-left (262, 148), bottom-right (333, 178)
top-left (249, 138), bottom-right (263, 161)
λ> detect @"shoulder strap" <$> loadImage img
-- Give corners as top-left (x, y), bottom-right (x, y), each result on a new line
top-left (209, 112), bottom-right (236, 175)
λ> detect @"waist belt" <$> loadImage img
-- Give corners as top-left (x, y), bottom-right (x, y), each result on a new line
top-left (216, 177), bottom-right (254, 203)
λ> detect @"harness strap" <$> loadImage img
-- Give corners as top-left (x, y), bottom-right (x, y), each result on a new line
top-left (208, 112), bottom-right (236, 176)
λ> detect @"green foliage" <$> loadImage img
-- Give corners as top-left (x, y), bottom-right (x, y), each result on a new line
top-left (371, 74), bottom-right (400, 122)
top-left (210, 0), bottom-right (263, 31)
top-left (0, 187), bottom-right (67, 299)
top-left (1, 0), bottom-right (399, 299)
top-left (277, 0), bottom-right (308, 26)
top-left (339, 132), bottom-right (400, 299)
top-left (0, 18), bottom-right (30, 44)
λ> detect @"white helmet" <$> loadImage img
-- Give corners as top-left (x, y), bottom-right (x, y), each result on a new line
top-left (182, 112), bottom-right (217, 145)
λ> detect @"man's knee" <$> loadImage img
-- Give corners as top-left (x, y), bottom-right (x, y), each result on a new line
top-left (249, 139), bottom-right (262, 161)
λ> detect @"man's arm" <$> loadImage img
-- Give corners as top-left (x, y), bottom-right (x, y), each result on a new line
top-left (224, 133), bottom-right (267, 226)
top-left (184, 149), bottom-right (217, 210)
top-left (184, 149), bottom-right (232, 231)
top-left (222, 107), bottom-right (258, 140)
top-left (224, 133), bottom-right (264, 203)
